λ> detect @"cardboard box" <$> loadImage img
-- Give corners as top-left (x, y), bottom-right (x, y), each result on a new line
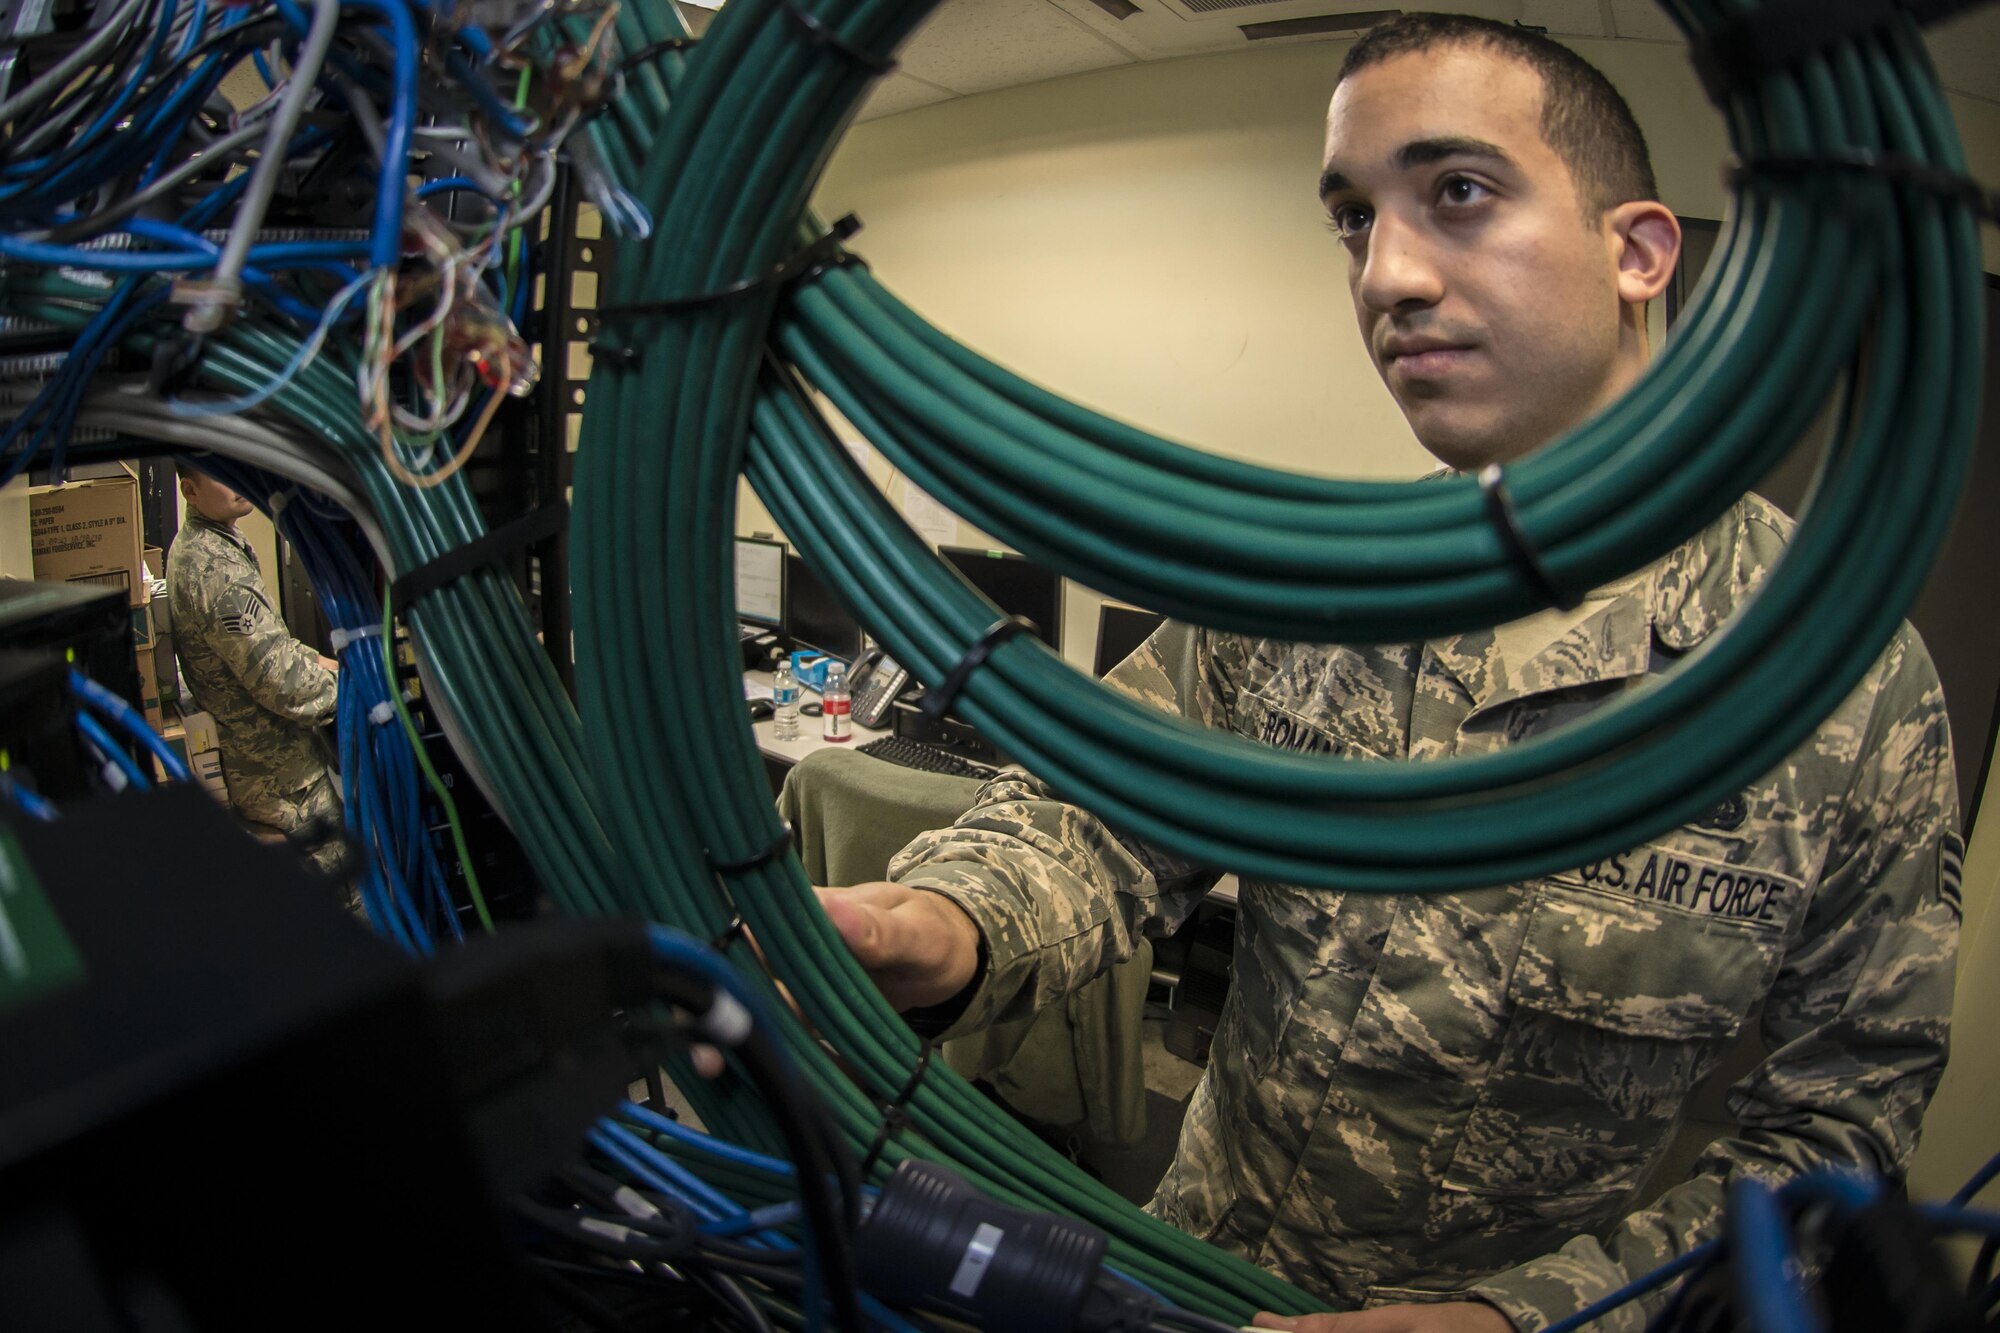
top-left (189, 747), bottom-right (229, 803)
top-left (143, 545), bottom-right (164, 582)
top-left (133, 645), bottom-right (164, 733)
top-left (181, 709), bottom-right (220, 756)
top-left (29, 465), bottom-right (145, 606)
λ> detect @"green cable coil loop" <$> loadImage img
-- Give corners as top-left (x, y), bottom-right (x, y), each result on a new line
top-left (564, 0), bottom-right (1981, 1316)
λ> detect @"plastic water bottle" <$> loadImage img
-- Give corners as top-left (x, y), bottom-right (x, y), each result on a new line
top-left (772, 662), bottom-right (801, 741)
top-left (822, 661), bottom-right (852, 743)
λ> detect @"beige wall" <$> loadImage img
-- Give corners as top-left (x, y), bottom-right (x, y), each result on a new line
top-left (1912, 739), bottom-right (2000, 1206)
top-left (0, 476), bottom-right (32, 579)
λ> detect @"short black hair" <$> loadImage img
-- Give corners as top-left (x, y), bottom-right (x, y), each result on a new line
top-left (1336, 13), bottom-right (1659, 217)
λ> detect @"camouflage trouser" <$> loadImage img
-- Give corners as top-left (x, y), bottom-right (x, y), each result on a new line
top-left (230, 766), bottom-right (353, 904)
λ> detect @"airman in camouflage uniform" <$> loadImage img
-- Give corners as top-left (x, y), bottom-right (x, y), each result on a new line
top-left (888, 491), bottom-right (1960, 1327)
top-left (167, 466), bottom-right (343, 875)
top-left (825, 15), bottom-right (1962, 1332)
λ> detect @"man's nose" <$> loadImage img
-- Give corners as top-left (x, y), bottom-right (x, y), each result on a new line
top-left (1354, 214), bottom-right (1444, 316)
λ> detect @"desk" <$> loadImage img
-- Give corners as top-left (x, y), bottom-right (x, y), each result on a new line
top-left (743, 669), bottom-right (891, 769)
top-left (745, 672), bottom-right (1238, 906)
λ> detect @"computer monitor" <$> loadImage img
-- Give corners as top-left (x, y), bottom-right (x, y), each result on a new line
top-left (783, 551), bottom-right (864, 662)
top-left (1094, 603), bottom-right (1166, 678)
top-left (939, 547), bottom-right (1063, 653)
top-left (734, 537), bottom-right (785, 628)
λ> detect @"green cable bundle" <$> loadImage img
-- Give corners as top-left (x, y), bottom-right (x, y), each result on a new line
top-left (563, 0), bottom-right (1982, 1317)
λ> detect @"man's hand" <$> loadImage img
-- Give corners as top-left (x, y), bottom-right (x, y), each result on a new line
top-left (814, 882), bottom-right (982, 1011)
top-left (1251, 1302), bottom-right (1514, 1333)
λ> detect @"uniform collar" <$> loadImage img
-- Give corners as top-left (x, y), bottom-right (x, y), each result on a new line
top-left (1426, 494), bottom-right (1791, 719)
top-left (186, 510), bottom-right (253, 557)
top-left (1647, 493), bottom-right (1795, 652)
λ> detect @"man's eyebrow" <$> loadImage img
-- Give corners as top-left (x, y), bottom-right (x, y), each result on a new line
top-left (1396, 135), bottom-right (1512, 171)
top-left (1317, 136), bottom-right (1514, 200)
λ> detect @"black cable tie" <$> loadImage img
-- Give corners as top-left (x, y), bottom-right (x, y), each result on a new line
top-left (1728, 150), bottom-right (1999, 225)
top-left (389, 501), bottom-right (568, 611)
top-left (860, 1043), bottom-right (934, 1177)
top-left (588, 340), bottom-right (639, 369)
top-left (617, 36), bottom-right (699, 77)
top-left (1687, 0), bottom-right (1984, 107)
top-left (593, 214), bottom-right (865, 330)
top-left (709, 820), bottom-right (793, 876)
top-left (921, 616), bottom-right (1035, 722)
top-left (783, 0), bottom-right (898, 76)
top-left (710, 913), bottom-right (748, 953)
top-left (1477, 464), bottom-right (1576, 612)
top-left (147, 332), bottom-right (204, 398)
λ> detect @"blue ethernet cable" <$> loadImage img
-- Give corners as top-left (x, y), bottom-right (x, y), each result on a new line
top-left (173, 0), bottom-right (208, 61)
top-left (75, 712), bottom-right (151, 791)
top-left (69, 669), bottom-right (191, 782)
top-left (1728, 1178), bottom-right (1814, 1333)
top-left (264, 0), bottom-right (415, 271)
top-left (1, 775), bottom-right (58, 821)
top-left (1920, 1203), bottom-right (2000, 1236)
top-left (1952, 1149), bottom-right (2000, 1207)
top-left (188, 454), bottom-right (455, 949)
top-left (616, 1088), bottom-right (1184, 1320)
top-left (415, 176), bottom-right (491, 201)
top-left (623, 1099), bottom-right (798, 1179)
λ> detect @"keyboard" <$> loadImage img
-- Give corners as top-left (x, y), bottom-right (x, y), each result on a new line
top-left (857, 735), bottom-right (997, 782)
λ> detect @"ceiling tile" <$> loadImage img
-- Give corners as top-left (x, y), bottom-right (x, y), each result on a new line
top-left (893, 0), bottom-right (1135, 98)
top-left (1041, 0), bottom-right (1449, 61)
top-left (1521, 0), bottom-right (1606, 38)
top-left (1605, 0), bottom-right (1683, 43)
top-left (1924, 7), bottom-right (2000, 104)
top-left (854, 71), bottom-right (962, 122)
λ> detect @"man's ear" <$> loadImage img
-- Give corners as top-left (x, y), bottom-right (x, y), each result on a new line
top-left (1607, 200), bottom-right (1681, 306)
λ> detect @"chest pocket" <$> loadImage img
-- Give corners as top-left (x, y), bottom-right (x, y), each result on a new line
top-left (1435, 886), bottom-right (1781, 1223)
top-left (1221, 879), bottom-right (1346, 1082)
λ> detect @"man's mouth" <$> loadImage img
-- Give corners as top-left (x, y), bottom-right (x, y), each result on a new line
top-left (1390, 346), bottom-right (1472, 377)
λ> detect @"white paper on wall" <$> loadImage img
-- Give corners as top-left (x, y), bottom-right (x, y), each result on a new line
top-left (899, 484), bottom-right (956, 547)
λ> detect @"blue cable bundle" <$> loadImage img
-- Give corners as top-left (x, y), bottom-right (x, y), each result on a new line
top-left (191, 454), bottom-right (462, 953)
top-left (0, 0), bottom-right (612, 494)
top-left (1536, 1154), bottom-right (2000, 1333)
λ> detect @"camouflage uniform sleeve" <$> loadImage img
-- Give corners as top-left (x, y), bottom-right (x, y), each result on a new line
top-left (204, 573), bottom-right (338, 726)
top-left (1471, 625), bottom-right (1961, 1331)
top-left (886, 621), bottom-right (1234, 1037)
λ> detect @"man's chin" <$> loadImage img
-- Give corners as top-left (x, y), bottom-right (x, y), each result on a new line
top-left (1413, 430), bottom-right (1508, 475)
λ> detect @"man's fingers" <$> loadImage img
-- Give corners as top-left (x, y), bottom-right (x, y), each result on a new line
top-left (819, 893), bottom-right (893, 966)
top-left (814, 883), bottom-right (982, 1011)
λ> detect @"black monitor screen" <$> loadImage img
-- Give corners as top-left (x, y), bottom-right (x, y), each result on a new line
top-left (1094, 604), bottom-right (1166, 678)
top-left (783, 552), bottom-right (864, 662)
top-left (939, 547), bottom-right (1063, 653)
